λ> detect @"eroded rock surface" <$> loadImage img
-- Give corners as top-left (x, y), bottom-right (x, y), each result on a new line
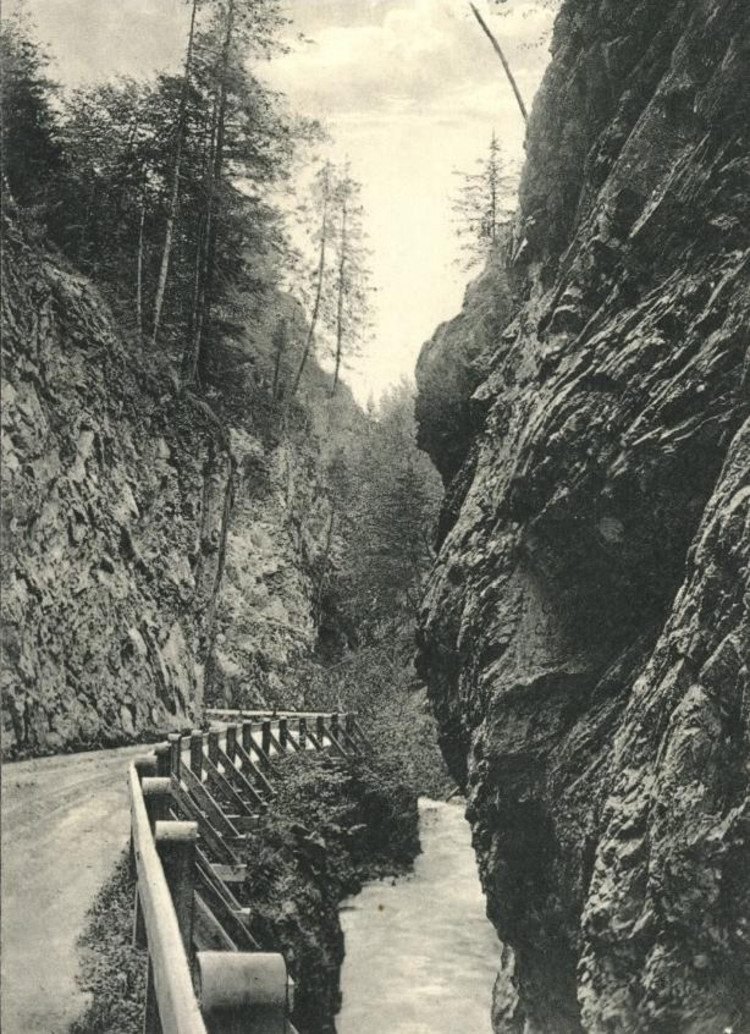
top-left (1, 219), bottom-right (344, 756)
top-left (416, 0), bottom-right (750, 1029)
top-left (415, 242), bottom-right (515, 486)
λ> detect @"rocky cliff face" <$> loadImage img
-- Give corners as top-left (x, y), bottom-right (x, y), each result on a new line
top-left (416, 0), bottom-right (750, 1030)
top-left (1, 217), bottom-right (351, 757)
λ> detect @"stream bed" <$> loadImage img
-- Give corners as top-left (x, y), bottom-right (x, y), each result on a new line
top-left (338, 798), bottom-right (501, 1034)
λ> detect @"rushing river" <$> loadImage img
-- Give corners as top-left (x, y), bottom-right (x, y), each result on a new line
top-left (338, 798), bottom-right (501, 1034)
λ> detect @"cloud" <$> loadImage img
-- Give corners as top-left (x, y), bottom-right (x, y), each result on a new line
top-left (7, 0), bottom-right (190, 84)
top-left (9, 0), bottom-right (558, 403)
top-left (259, 0), bottom-right (558, 403)
top-left (263, 0), bottom-right (554, 122)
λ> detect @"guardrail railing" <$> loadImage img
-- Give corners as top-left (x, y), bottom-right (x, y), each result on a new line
top-left (129, 711), bottom-right (367, 1034)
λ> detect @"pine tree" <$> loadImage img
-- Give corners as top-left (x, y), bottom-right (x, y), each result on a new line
top-left (451, 131), bottom-right (516, 269)
top-left (330, 165), bottom-right (373, 396)
top-left (328, 381), bottom-right (442, 638)
top-left (0, 14), bottom-right (62, 211)
top-left (150, 0), bottom-right (200, 349)
top-left (183, 0), bottom-right (294, 385)
top-left (290, 161), bottom-right (373, 398)
top-left (291, 160), bottom-right (333, 397)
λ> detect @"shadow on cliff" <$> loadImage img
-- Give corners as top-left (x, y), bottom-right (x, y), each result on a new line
top-left (415, 0), bottom-right (750, 1030)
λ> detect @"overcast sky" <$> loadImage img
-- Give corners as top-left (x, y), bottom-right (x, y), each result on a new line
top-left (12, 0), bottom-right (556, 404)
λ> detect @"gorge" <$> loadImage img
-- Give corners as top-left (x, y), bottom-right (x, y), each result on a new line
top-left (2, 0), bottom-right (750, 1031)
top-left (415, 0), bottom-right (750, 1030)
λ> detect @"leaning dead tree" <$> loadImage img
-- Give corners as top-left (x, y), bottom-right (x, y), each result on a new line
top-left (291, 162), bottom-right (332, 398)
top-left (151, 0), bottom-right (200, 347)
top-left (469, 3), bottom-right (528, 123)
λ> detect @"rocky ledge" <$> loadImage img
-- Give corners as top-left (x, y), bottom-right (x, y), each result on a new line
top-left (416, 0), bottom-right (750, 1030)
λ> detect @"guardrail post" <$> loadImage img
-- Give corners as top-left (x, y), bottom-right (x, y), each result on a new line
top-left (226, 725), bottom-right (237, 763)
top-left (142, 777), bottom-right (172, 830)
top-left (168, 733), bottom-right (182, 778)
top-left (155, 820), bottom-right (198, 953)
top-left (330, 713), bottom-right (340, 741)
top-left (298, 718), bottom-right (307, 750)
top-left (316, 715), bottom-right (326, 744)
top-left (196, 952), bottom-right (289, 1034)
top-left (278, 718), bottom-right (288, 752)
top-left (155, 742), bottom-right (171, 777)
top-left (262, 720), bottom-right (272, 757)
top-left (134, 756), bottom-right (158, 782)
top-left (190, 730), bottom-right (204, 779)
top-left (242, 721), bottom-right (254, 756)
top-left (207, 730), bottom-right (220, 767)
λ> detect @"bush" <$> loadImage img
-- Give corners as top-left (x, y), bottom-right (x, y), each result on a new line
top-left (241, 751), bottom-right (420, 1034)
top-left (294, 630), bottom-right (454, 799)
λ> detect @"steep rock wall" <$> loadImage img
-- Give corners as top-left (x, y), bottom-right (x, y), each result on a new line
top-left (1, 218), bottom-right (341, 757)
top-left (416, 0), bottom-right (750, 1030)
top-left (415, 242), bottom-right (516, 486)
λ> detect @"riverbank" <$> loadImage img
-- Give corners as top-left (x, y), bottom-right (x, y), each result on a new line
top-left (66, 747), bottom-right (419, 1034)
top-left (243, 751), bottom-right (420, 1033)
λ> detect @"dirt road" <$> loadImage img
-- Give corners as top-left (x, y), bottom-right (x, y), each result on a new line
top-left (1, 743), bottom-right (148, 1034)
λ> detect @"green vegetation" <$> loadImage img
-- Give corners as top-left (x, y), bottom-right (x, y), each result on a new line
top-left (316, 381), bottom-right (442, 650)
top-left (291, 160), bottom-right (374, 398)
top-left (68, 855), bottom-right (146, 1034)
top-left (3, 2), bottom-right (314, 384)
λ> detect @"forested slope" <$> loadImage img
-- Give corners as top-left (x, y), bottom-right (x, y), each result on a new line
top-left (0, 6), bottom-right (441, 759)
top-left (415, 0), bottom-right (750, 1030)
top-left (1, 212), bottom-right (357, 755)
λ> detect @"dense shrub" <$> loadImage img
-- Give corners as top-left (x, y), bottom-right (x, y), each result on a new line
top-left (242, 751), bottom-right (419, 1033)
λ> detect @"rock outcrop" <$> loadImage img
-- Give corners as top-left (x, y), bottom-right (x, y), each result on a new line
top-left (0, 217), bottom-right (355, 756)
top-left (415, 240), bottom-right (515, 486)
top-left (416, 0), bottom-right (750, 1030)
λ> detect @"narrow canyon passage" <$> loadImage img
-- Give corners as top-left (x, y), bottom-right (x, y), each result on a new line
top-left (338, 798), bottom-right (501, 1034)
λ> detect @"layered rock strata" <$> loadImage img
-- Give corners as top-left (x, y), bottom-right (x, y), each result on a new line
top-left (1, 218), bottom-right (341, 756)
top-left (416, 0), bottom-right (750, 1029)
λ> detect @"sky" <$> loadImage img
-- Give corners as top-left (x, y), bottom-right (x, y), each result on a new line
top-left (10, 0), bottom-right (557, 404)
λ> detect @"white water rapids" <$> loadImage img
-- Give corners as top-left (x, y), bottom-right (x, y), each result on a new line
top-left (338, 798), bottom-right (501, 1034)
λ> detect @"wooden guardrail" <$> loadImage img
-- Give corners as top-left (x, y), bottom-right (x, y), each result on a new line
top-left (130, 711), bottom-right (367, 1034)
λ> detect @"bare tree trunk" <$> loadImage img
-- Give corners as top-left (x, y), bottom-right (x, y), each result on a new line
top-left (78, 182), bottom-right (97, 254)
top-left (185, 0), bottom-right (235, 385)
top-left (113, 112), bottom-right (141, 228)
top-left (136, 198), bottom-right (146, 342)
top-left (331, 198), bottom-right (348, 396)
top-left (185, 95), bottom-right (219, 385)
top-left (489, 132), bottom-right (498, 242)
top-left (291, 184), bottom-right (330, 398)
top-left (469, 3), bottom-right (528, 123)
top-left (150, 0), bottom-right (199, 348)
top-left (315, 510), bottom-right (337, 627)
top-left (272, 316), bottom-right (288, 400)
